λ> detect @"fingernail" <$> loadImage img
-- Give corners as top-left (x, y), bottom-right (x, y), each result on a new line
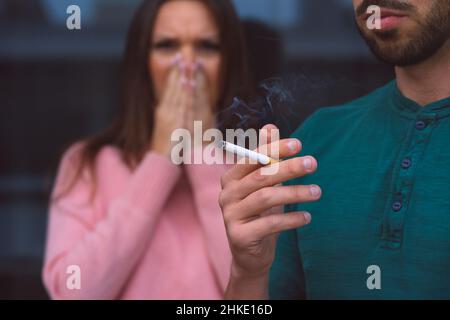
top-left (303, 157), bottom-right (313, 171)
top-left (309, 185), bottom-right (321, 198)
top-left (303, 212), bottom-right (312, 224)
top-left (288, 140), bottom-right (300, 152)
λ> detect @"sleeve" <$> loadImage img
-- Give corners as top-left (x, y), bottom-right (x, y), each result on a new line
top-left (42, 145), bottom-right (182, 299)
top-left (184, 162), bottom-right (232, 294)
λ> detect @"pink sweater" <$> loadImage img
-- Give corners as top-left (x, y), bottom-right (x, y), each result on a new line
top-left (42, 144), bottom-right (231, 299)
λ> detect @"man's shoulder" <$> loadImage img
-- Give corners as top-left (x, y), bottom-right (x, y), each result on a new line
top-left (292, 81), bottom-right (394, 139)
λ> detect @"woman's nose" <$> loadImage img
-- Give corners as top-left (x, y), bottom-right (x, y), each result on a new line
top-left (180, 46), bottom-right (197, 66)
top-left (179, 47), bottom-right (198, 77)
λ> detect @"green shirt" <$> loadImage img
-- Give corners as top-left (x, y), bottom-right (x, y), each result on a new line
top-left (269, 80), bottom-right (450, 300)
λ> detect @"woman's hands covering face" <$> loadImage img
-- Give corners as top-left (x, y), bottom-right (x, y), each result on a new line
top-left (150, 56), bottom-right (215, 157)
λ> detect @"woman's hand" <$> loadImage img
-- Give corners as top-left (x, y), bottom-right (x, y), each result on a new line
top-left (191, 63), bottom-right (215, 134)
top-left (151, 61), bottom-right (192, 156)
top-left (151, 59), bottom-right (215, 157)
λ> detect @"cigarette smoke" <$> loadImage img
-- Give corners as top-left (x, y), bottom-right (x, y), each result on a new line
top-left (218, 72), bottom-right (350, 138)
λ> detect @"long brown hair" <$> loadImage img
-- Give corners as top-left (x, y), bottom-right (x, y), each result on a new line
top-left (56, 0), bottom-right (252, 201)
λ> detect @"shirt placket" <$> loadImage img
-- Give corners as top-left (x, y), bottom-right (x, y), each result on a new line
top-left (381, 113), bottom-right (436, 250)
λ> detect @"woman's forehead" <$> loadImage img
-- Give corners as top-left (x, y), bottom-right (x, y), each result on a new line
top-left (153, 1), bottom-right (219, 37)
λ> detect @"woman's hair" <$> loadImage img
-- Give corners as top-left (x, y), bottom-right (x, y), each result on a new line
top-left (56, 0), bottom-right (252, 200)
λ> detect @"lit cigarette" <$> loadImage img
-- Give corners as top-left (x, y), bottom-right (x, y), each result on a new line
top-left (219, 141), bottom-right (278, 165)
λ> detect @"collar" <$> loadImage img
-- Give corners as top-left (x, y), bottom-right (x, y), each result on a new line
top-left (389, 80), bottom-right (450, 121)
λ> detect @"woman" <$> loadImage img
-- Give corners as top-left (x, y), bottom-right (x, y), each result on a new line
top-left (42, 0), bottom-right (251, 299)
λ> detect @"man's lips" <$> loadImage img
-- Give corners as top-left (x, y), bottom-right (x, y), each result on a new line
top-left (361, 8), bottom-right (408, 20)
top-left (361, 7), bottom-right (408, 30)
top-left (379, 15), bottom-right (407, 30)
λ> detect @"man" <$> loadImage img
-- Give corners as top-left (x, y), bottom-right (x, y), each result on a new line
top-left (220, 0), bottom-right (450, 299)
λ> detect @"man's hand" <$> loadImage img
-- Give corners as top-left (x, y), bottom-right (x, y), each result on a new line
top-left (219, 125), bottom-right (321, 299)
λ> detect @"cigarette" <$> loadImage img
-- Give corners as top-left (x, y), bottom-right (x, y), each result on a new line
top-left (219, 141), bottom-right (278, 165)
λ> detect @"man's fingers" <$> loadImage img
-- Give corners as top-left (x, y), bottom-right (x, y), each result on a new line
top-left (221, 137), bottom-right (303, 186)
top-left (222, 155), bottom-right (317, 203)
top-left (260, 124), bottom-right (279, 146)
top-left (221, 131), bottom-right (286, 186)
top-left (227, 184), bottom-right (321, 221)
top-left (236, 156), bottom-right (317, 199)
top-left (243, 212), bottom-right (311, 240)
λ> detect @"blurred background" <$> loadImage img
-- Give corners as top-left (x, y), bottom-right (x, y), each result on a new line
top-left (0, 0), bottom-right (394, 299)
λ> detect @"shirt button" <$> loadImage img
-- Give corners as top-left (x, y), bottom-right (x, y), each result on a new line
top-left (401, 158), bottom-right (412, 169)
top-left (416, 120), bottom-right (427, 130)
top-left (392, 201), bottom-right (403, 212)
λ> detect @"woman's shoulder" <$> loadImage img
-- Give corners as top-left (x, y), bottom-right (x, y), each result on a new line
top-left (57, 142), bottom-right (129, 187)
top-left (54, 142), bottom-right (129, 204)
top-left (96, 144), bottom-right (124, 165)
top-left (60, 142), bottom-right (123, 168)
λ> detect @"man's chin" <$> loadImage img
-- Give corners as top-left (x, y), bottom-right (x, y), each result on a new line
top-left (363, 36), bottom-right (412, 66)
top-left (371, 29), bottom-right (400, 40)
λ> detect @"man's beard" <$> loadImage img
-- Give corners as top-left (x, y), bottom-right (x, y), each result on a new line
top-left (356, 0), bottom-right (450, 67)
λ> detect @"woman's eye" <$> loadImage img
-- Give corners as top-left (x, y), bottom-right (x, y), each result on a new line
top-left (152, 40), bottom-right (178, 51)
top-left (197, 41), bottom-right (220, 53)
